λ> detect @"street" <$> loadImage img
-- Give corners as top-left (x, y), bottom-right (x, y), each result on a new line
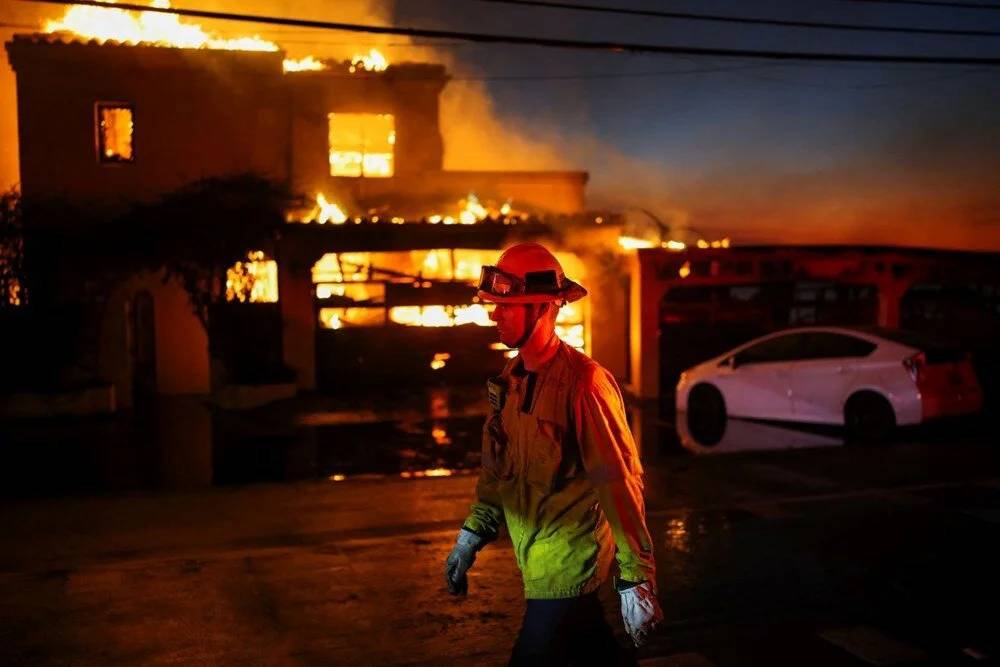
top-left (1, 414), bottom-right (997, 666)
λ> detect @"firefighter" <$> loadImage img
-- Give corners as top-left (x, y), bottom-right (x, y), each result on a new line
top-left (444, 242), bottom-right (663, 665)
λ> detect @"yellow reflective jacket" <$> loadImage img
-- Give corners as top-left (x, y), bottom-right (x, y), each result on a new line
top-left (462, 341), bottom-right (656, 599)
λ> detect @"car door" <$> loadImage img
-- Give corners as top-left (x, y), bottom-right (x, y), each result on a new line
top-left (714, 333), bottom-right (806, 421)
top-left (789, 332), bottom-right (877, 423)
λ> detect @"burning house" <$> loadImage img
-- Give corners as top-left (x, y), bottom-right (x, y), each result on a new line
top-left (3, 5), bottom-right (626, 408)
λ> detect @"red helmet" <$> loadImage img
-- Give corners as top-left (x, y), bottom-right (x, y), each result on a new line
top-left (477, 243), bottom-right (587, 304)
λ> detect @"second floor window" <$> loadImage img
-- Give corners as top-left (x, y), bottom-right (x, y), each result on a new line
top-left (328, 113), bottom-right (394, 177)
top-left (96, 103), bottom-right (134, 163)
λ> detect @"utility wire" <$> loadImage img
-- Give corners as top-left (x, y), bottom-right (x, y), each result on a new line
top-left (472, 0), bottom-right (1000, 38)
top-left (841, 0), bottom-right (1000, 9)
top-left (20, 0), bottom-right (1000, 66)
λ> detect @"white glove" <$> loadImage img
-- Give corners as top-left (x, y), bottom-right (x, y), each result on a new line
top-left (444, 529), bottom-right (483, 596)
top-left (617, 579), bottom-right (663, 646)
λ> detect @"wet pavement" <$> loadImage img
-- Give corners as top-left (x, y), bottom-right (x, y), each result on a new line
top-left (0, 393), bottom-right (997, 665)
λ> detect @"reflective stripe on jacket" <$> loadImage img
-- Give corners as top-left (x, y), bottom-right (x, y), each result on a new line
top-left (462, 341), bottom-right (656, 599)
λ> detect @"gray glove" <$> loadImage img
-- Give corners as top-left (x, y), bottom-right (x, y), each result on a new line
top-left (444, 528), bottom-right (484, 596)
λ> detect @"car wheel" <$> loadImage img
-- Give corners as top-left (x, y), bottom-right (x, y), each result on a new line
top-left (844, 391), bottom-right (896, 444)
top-left (687, 383), bottom-right (727, 446)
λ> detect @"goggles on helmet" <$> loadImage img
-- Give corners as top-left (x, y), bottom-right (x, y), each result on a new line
top-left (478, 266), bottom-right (562, 298)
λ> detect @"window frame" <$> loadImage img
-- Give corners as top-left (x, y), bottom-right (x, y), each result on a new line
top-left (95, 101), bottom-right (136, 165)
top-left (733, 333), bottom-right (809, 367)
top-left (327, 112), bottom-right (395, 178)
top-left (799, 332), bottom-right (877, 361)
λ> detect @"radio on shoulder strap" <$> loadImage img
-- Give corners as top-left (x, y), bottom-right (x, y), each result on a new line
top-left (487, 375), bottom-right (508, 413)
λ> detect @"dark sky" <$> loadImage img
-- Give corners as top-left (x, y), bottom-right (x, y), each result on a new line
top-left (2, 0), bottom-right (999, 249)
top-left (393, 0), bottom-right (1000, 249)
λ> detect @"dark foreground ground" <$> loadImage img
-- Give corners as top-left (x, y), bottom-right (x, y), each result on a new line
top-left (0, 401), bottom-right (997, 666)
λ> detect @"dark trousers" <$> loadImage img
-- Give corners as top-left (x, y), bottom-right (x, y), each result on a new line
top-left (507, 591), bottom-right (636, 666)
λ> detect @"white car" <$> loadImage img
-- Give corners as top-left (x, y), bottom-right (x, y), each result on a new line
top-left (675, 326), bottom-right (982, 442)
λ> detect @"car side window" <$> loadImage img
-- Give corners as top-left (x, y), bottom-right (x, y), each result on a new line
top-left (734, 334), bottom-right (808, 366)
top-left (801, 333), bottom-right (877, 360)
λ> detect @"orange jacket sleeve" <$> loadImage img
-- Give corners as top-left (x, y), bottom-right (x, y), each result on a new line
top-left (573, 364), bottom-right (657, 584)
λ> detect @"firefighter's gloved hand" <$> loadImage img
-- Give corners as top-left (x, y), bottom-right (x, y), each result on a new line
top-left (445, 529), bottom-right (484, 596)
top-left (616, 579), bottom-right (663, 646)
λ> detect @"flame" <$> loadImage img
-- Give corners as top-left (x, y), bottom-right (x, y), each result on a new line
top-left (283, 55), bottom-right (326, 72)
top-left (453, 304), bottom-right (491, 326)
top-left (329, 113), bottom-right (395, 178)
top-left (306, 193), bottom-right (348, 224)
top-left (679, 261), bottom-right (691, 278)
top-left (329, 474), bottom-right (347, 482)
top-left (226, 250), bottom-right (278, 303)
top-left (388, 305), bottom-right (492, 328)
top-left (622, 236), bottom-right (731, 251)
top-left (427, 193), bottom-right (518, 226)
top-left (323, 311), bottom-right (343, 329)
top-left (459, 193), bottom-right (488, 225)
top-left (349, 48), bottom-right (388, 73)
top-left (618, 236), bottom-right (655, 250)
top-left (390, 305), bottom-right (452, 327)
top-left (42, 0), bottom-right (326, 74)
top-left (555, 324), bottom-right (585, 349)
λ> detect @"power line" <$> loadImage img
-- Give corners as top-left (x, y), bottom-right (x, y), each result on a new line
top-left (472, 0), bottom-right (1000, 38)
top-left (20, 0), bottom-right (1000, 66)
top-left (842, 0), bottom-right (1000, 9)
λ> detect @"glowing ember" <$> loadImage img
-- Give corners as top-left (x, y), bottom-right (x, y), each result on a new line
top-left (662, 240), bottom-right (686, 251)
top-left (329, 474), bottom-right (346, 482)
top-left (430, 352), bottom-right (451, 370)
top-left (679, 261), bottom-right (692, 278)
top-left (431, 425), bottom-right (452, 445)
top-left (349, 48), bottom-right (388, 73)
top-left (5, 280), bottom-right (22, 307)
top-left (400, 468), bottom-right (455, 478)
